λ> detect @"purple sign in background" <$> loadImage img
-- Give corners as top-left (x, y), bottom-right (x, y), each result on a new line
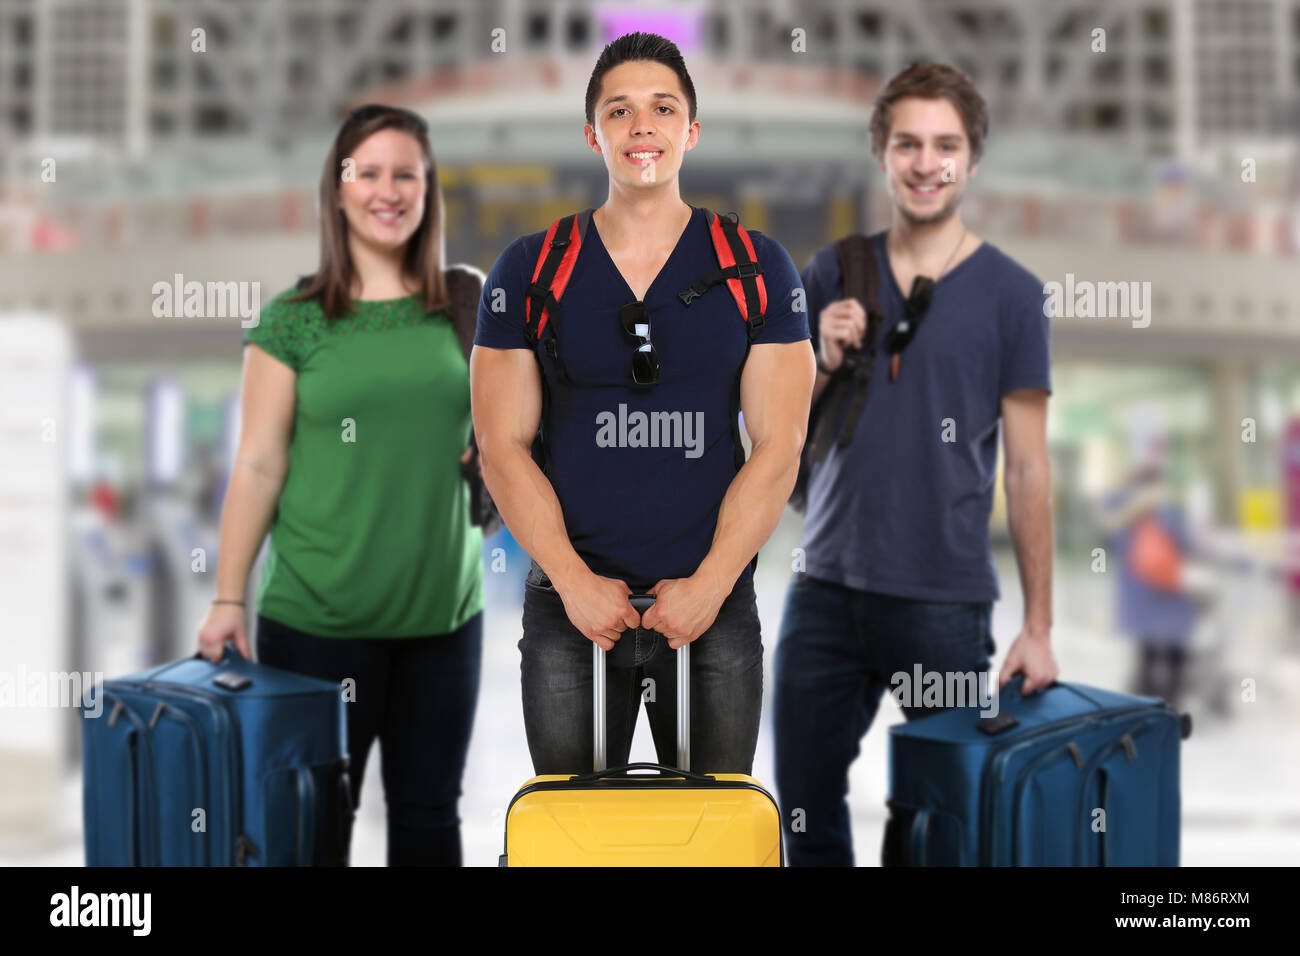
top-left (598, 7), bottom-right (703, 50)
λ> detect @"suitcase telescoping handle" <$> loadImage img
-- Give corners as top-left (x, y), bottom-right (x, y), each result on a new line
top-left (592, 593), bottom-right (690, 772)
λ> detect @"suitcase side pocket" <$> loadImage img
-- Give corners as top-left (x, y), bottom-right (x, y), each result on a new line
top-left (1011, 744), bottom-right (1087, 866)
top-left (119, 699), bottom-right (159, 866)
top-left (262, 759), bottom-right (352, 866)
top-left (82, 698), bottom-right (139, 866)
top-left (261, 767), bottom-right (303, 866)
top-left (148, 703), bottom-right (209, 866)
top-left (1075, 717), bottom-right (1171, 866)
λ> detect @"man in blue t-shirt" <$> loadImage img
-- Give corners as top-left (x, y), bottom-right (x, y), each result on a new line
top-left (774, 63), bottom-right (1058, 866)
top-left (472, 33), bottom-right (813, 775)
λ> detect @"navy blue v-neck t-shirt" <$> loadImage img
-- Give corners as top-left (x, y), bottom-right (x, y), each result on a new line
top-left (799, 231), bottom-right (1052, 603)
top-left (475, 206), bottom-right (809, 593)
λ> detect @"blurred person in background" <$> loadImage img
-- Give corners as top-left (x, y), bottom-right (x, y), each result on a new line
top-left (471, 32), bottom-right (814, 776)
top-left (1151, 162), bottom-right (1197, 243)
top-left (196, 104), bottom-right (484, 867)
top-left (773, 63), bottom-right (1058, 867)
top-left (1098, 454), bottom-right (1198, 710)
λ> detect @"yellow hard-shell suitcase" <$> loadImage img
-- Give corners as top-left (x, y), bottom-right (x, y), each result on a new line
top-left (502, 639), bottom-right (782, 866)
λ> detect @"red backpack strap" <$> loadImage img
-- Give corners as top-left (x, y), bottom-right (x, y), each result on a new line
top-left (678, 209), bottom-right (768, 341)
top-left (525, 209), bottom-right (592, 347)
top-left (521, 210), bottom-right (590, 470)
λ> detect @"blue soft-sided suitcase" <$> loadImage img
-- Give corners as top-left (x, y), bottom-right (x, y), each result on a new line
top-left (883, 677), bottom-right (1192, 866)
top-left (82, 645), bottom-right (352, 866)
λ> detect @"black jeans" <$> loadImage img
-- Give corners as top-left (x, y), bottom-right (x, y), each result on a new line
top-left (256, 611), bottom-right (482, 867)
top-left (520, 560), bottom-right (763, 775)
top-left (1135, 642), bottom-right (1188, 710)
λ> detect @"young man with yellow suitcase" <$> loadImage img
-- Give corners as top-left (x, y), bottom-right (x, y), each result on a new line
top-left (471, 33), bottom-right (814, 864)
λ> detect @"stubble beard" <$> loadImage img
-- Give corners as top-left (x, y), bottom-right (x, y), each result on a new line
top-left (895, 183), bottom-right (965, 227)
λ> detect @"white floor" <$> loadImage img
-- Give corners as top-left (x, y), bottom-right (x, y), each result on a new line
top-left (7, 515), bottom-right (1300, 866)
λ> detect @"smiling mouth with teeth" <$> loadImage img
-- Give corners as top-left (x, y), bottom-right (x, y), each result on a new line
top-left (627, 151), bottom-right (662, 162)
top-left (371, 209), bottom-right (404, 221)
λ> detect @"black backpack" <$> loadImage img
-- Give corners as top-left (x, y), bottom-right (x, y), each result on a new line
top-left (789, 235), bottom-right (884, 513)
top-left (445, 265), bottom-right (506, 537)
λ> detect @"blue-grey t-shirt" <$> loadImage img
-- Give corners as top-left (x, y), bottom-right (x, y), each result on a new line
top-left (800, 231), bottom-right (1051, 602)
top-left (475, 206), bottom-right (810, 593)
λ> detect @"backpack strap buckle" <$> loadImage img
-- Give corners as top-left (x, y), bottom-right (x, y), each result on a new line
top-left (678, 281), bottom-right (709, 306)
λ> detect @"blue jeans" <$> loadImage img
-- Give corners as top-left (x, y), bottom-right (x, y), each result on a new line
top-left (520, 560), bottom-right (763, 774)
top-left (256, 611), bottom-right (483, 867)
top-left (773, 573), bottom-right (996, 867)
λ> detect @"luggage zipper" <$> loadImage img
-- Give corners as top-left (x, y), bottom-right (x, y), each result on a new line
top-left (980, 705), bottom-right (1167, 865)
top-left (126, 727), bottom-right (139, 866)
top-left (114, 680), bottom-right (243, 865)
top-left (104, 693), bottom-right (158, 866)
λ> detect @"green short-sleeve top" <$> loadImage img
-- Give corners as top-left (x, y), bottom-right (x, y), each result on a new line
top-left (243, 286), bottom-right (483, 637)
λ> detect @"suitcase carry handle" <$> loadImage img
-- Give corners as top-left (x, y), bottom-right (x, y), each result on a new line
top-left (973, 674), bottom-right (1050, 733)
top-left (593, 593), bottom-right (690, 772)
top-left (192, 641), bottom-right (246, 662)
top-left (999, 673), bottom-right (1058, 697)
top-left (570, 762), bottom-right (716, 785)
top-left (195, 643), bottom-right (255, 692)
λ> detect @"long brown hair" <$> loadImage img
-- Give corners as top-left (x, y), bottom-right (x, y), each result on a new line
top-left (291, 104), bottom-right (449, 318)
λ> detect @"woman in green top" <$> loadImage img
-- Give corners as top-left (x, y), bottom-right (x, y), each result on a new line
top-left (197, 104), bottom-right (484, 866)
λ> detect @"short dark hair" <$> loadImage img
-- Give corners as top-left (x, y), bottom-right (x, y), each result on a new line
top-left (869, 63), bottom-right (989, 162)
top-left (585, 32), bottom-right (697, 125)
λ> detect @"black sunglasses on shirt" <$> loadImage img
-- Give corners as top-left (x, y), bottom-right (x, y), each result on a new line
top-left (843, 275), bottom-right (936, 381)
top-left (619, 301), bottom-right (661, 386)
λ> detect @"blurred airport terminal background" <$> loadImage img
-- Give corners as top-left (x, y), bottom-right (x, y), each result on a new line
top-left (1, 0), bottom-right (1298, 865)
